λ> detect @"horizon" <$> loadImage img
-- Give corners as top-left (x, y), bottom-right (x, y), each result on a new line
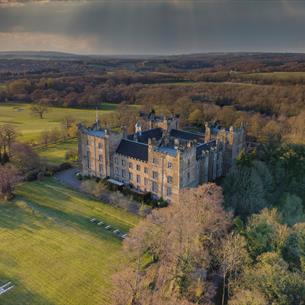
top-left (1, 0), bottom-right (305, 55)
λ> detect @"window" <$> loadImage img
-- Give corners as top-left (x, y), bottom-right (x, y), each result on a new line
top-left (152, 171), bottom-right (158, 179)
top-left (98, 154), bottom-right (102, 161)
top-left (115, 167), bottom-right (119, 174)
top-left (167, 176), bottom-right (173, 184)
top-left (152, 181), bottom-right (158, 193)
top-left (122, 169), bottom-right (126, 178)
top-left (153, 158), bottom-right (158, 164)
top-left (144, 167), bottom-right (148, 174)
top-left (168, 161), bottom-right (173, 169)
top-left (98, 143), bottom-right (102, 149)
top-left (187, 159), bottom-right (191, 167)
top-left (129, 162), bottom-right (133, 169)
top-left (137, 175), bottom-right (141, 183)
top-left (99, 164), bottom-right (103, 174)
top-left (187, 172), bottom-right (190, 181)
top-left (87, 152), bottom-right (91, 168)
top-left (129, 172), bottom-right (133, 180)
top-left (167, 187), bottom-right (172, 196)
top-left (122, 160), bottom-right (126, 166)
top-left (144, 178), bottom-right (148, 185)
top-left (136, 164), bottom-right (141, 171)
top-left (114, 157), bottom-right (118, 164)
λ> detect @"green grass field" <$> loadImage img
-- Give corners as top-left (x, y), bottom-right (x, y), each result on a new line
top-left (0, 103), bottom-right (117, 142)
top-left (0, 179), bottom-right (139, 305)
top-left (34, 138), bottom-right (78, 165)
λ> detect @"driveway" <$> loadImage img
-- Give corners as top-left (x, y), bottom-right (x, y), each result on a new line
top-left (55, 167), bottom-right (81, 190)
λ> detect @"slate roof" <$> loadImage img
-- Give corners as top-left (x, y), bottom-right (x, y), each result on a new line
top-left (154, 146), bottom-right (177, 157)
top-left (116, 139), bottom-right (148, 161)
top-left (196, 140), bottom-right (216, 159)
top-left (127, 128), bottom-right (163, 144)
top-left (170, 129), bottom-right (204, 142)
top-left (87, 130), bottom-right (106, 137)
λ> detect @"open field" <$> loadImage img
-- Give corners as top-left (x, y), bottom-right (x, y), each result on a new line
top-left (0, 179), bottom-right (139, 305)
top-left (241, 71), bottom-right (305, 82)
top-left (0, 103), bottom-right (117, 142)
top-left (34, 138), bottom-right (78, 165)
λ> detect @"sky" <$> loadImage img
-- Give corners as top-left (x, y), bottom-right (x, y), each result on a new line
top-left (1, 0), bottom-right (305, 55)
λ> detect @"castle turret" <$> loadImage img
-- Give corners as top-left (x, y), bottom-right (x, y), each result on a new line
top-left (135, 121), bottom-right (142, 135)
top-left (205, 122), bottom-right (211, 142)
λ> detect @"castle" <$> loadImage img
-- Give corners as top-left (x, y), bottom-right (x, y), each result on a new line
top-left (78, 112), bottom-right (245, 203)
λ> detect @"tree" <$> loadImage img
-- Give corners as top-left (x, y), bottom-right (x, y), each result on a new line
top-left (278, 193), bottom-right (304, 226)
top-left (0, 124), bottom-right (17, 156)
top-left (61, 116), bottom-right (77, 138)
top-left (0, 164), bottom-right (21, 200)
top-left (245, 252), bottom-right (305, 305)
top-left (219, 233), bottom-right (249, 305)
top-left (229, 289), bottom-right (267, 305)
top-left (10, 142), bottom-right (40, 173)
top-left (223, 160), bottom-right (271, 219)
top-left (30, 101), bottom-right (49, 119)
top-left (112, 184), bottom-right (232, 305)
top-left (282, 223), bottom-right (305, 273)
top-left (245, 209), bottom-right (289, 259)
top-left (81, 180), bottom-right (107, 198)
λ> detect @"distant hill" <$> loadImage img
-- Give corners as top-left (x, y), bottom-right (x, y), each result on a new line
top-left (0, 51), bottom-right (84, 61)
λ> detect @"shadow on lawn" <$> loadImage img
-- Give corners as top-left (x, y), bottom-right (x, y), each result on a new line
top-left (0, 274), bottom-right (56, 305)
top-left (0, 200), bottom-right (42, 231)
top-left (22, 197), bottom-right (124, 243)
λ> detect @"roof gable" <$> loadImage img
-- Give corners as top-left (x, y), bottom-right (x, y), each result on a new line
top-left (116, 139), bottom-right (148, 161)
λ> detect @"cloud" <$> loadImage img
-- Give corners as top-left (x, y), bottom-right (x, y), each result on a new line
top-left (0, 31), bottom-right (101, 54)
top-left (1, 0), bottom-right (305, 54)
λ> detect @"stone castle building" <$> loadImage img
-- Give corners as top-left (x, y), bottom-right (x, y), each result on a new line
top-left (78, 112), bottom-right (245, 203)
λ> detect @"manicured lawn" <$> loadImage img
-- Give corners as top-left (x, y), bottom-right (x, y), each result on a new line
top-left (0, 103), bottom-right (117, 142)
top-left (34, 138), bottom-right (78, 165)
top-left (0, 179), bottom-right (139, 305)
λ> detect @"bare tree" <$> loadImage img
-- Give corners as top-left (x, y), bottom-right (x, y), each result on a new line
top-left (219, 233), bottom-right (249, 305)
top-left (30, 101), bottom-right (49, 119)
top-left (10, 142), bottom-right (40, 173)
top-left (0, 164), bottom-right (21, 200)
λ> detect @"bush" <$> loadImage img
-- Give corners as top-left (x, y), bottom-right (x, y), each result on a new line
top-left (65, 149), bottom-right (78, 162)
top-left (24, 169), bottom-right (40, 181)
top-left (75, 172), bottom-right (83, 180)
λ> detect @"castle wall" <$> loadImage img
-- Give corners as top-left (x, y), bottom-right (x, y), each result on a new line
top-left (147, 145), bottom-right (180, 203)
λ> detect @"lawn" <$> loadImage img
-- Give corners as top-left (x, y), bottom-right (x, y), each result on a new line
top-left (0, 179), bottom-right (139, 305)
top-left (0, 103), bottom-right (117, 142)
top-left (34, 138), bottom-right (78, 165)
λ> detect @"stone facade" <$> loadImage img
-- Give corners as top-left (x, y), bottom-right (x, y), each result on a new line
top-left (78, 113), bottom-right (245, 203)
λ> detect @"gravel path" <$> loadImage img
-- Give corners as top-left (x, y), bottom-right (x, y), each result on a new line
top-left (55, 168), bottom-right (81, 190)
